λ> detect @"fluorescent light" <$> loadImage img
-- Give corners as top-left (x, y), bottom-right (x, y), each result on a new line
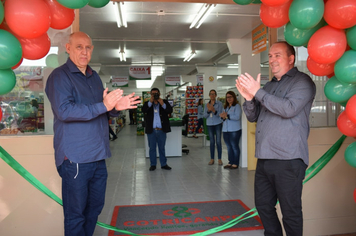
top-left (190, 4), bottom-right (216, 29)
top-left (183, 51), bottom-right (196, 62)
top-left (217, 76), bottom-right (223, 80)
top-left (114, 2), bottom-right (127, 28)
top-left (136, 80), bottom-right (155, 89)
top-left (227, 64), bottom-right (239, 69)
top-left (119, 50), bottom-right (126, 61)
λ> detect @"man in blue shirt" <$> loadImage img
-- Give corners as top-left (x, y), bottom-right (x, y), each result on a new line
top-left (45, 32), bottom-right (140, 236)
top-left (142, 88), bottom-right (173, 171)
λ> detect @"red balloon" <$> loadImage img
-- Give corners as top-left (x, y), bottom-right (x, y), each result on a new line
top-left (12, 57), bottom-right (23, 69)
top-left (4, 0), bottom-right (51, 39)
top-left (45, 0), bottom-right (75, 30)
top-left (327, 72), bottom-right (335, 78)
top-left (346, 95), bottom-right (356, 125)
top-left (259, 0), bottom-right (292, 28)
top-left (308, 26), bottom-right (347, 64)
top-left (354, 188), bottom-right (356, 203)
top-left (0, 106), bottom-right (2, 121)
top-left (17, 33), bottom-right (51, 60)
top-left (337, 111), bottom-right (356, 137)
top-left (307, 56), bottom-right (335, 76)
top-left (324, 0), bottom-right (356, 29)
top-left (261, 0), bottom-right (289, 6)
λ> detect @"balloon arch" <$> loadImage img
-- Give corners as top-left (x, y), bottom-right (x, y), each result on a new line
top-left (0, 0), bottom-right (356, 201)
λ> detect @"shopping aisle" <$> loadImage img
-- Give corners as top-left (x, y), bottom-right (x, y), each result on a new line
top-left (94, 124), bottom-right (263, 236)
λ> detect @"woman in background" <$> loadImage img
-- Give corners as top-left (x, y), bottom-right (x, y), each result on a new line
top-left (204, 89), bottom-right (223, 165)
top-left (193, 98), bottom-right (204, 138)
top-left (220, 91), bottom-right (241, 169)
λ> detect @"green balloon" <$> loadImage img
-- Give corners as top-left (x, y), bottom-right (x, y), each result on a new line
top-left (0, 1), bottom-right (4, 25)
top-left (0, 30), bottom-right (22, 70)
top-left (45, 54), bottom-right (59, 68)
top-left (345, 142), bottom-right (356, 168)
top-left (56, 0), bottom-right (89, 9)
top-left (334, 50), bottom-right (356, 85)
top-left (347, 25), bottom-right (356, 50)
top-left (324, 76), bottom-right (356, 104)
top-left (88, 0), bottom-right (110, 8)
top-left (0, 69), bottom-right (16, 95)
top-left (252, 0), bottom-right (262, 3)
top-left (233, 0), bottom-right (253, 5)
top-left (289, 0), bottom-right (324, 30)
top-left (284, 19), bottom-right (325, 47)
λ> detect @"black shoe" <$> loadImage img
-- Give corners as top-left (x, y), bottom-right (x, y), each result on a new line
top-left (161, 165), bottom-right (172, 170)
top-left (149, 166), bottom-right (156, 171)
top-left (111, 136), bottom-right (117, 141)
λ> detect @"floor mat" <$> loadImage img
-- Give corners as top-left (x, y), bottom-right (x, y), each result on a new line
top-left (109, 199), bottom-right (263, 235)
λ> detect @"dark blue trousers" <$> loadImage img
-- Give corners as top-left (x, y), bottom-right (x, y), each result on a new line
top-left (223, 130), bottom-right (241, 165)
top-left (147, 129), bottom-right (167, 167)
top-left (57, 159), bottom-right (108, 236)
top-left (255, 159), bottom-right (307, 236)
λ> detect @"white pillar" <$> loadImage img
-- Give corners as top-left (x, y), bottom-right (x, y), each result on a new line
top-left (196, 66), bottom-right (217, 101)
top-left (226, 36), bottom-right (261, 168)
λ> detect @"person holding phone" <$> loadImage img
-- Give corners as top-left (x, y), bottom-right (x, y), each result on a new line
top-left (142, 88), bottom-right (173, 171)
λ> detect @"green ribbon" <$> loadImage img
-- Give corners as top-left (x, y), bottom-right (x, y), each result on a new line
top-left (0, 135), bottom-right (346, 235)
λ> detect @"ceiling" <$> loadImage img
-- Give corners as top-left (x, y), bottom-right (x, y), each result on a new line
top-left (77, 1), bottom-right (263, 92)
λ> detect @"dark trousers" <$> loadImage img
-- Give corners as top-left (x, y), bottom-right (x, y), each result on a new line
top-left (223, 130), bottom-right (241, 165)
top-left (109, 125), bottom-right (116, 138)
top-left (207, 123), bottom-right (222, 160)
top-left (194, 118), bottom-right (203, 134)
top-left (57, 159), bottom-right (108, 236)
top-left (255, 159), bottom-right (307, 236)
top-left (147, 130), bottom-right (167, 167)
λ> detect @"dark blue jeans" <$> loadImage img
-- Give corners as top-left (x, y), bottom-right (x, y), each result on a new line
top-left (147, 130), bottom-right (167, 167)
top-left (223, 130), bottom-right (241, 165)
top-left (207, 123), bottom-right (222, 160)
top-left (195, 118), bottom-right (204, 134)
top-left (57, 159), bottom-right (108, 236)
top-left (255, 159), bottom-right (307, 236)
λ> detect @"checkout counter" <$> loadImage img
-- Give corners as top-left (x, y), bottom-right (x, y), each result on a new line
top-left (144, 119), bottom-right (183, 157)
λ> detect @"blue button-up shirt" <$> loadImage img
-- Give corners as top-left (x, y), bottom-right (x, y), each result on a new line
top-left (222, 104), bottom-right (242, 132)
top-left (45, 58), bottom-right (119, 167)
top-left (204, 100), bottom-right (223, 126)
top-left (147, 101), bottom-right (166, 128)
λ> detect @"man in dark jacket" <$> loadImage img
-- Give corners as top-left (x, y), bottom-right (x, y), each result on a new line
top-left (142, 88), bottom-right (173, 171)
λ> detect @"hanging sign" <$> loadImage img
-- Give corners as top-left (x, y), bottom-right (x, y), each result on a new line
top-left (196, 74), bottom-right (204, 85)
top-left (129, 66), bottom-right (151, 80)
top-left (252, 24), bottom-right (267, 55)
top-left (111, 76), bottom-right (129, 87)
top-left (165, 75), bottom-right (181, 86)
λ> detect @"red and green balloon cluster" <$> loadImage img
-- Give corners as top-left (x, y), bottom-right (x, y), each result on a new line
top-left (0, 0), bottom-right (110, 96)
top-left (233, 0), bottom-right (356, 169)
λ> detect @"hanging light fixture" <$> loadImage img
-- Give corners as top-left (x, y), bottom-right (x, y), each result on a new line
top-left (183, 50), bottom-right (196, 62)
top-left (114, 2), bottom-right (127, 28)
top-left (190, 4), bottom-right (216, 29)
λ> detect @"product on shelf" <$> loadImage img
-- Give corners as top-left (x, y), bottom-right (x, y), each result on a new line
top-left (185, 86), bottom-right (204, 135)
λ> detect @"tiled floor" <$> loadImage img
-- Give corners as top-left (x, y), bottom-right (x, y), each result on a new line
top-left (93, 124), bottom-right (263, 236)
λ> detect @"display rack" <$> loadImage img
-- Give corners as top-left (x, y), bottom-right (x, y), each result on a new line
top-left (109, 114), bottom-right (125, 135)
top-left (136, 104), bottom-right (144, 136)
top-left (172, 95), bottom-right (185, 119)
top-left (37, 102), bottom-right (44, 130)
top-left (185, 86), bottom-right (203, 136)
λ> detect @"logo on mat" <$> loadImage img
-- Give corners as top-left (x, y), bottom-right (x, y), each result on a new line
top-left (162, 206), bottom-right (200, 218)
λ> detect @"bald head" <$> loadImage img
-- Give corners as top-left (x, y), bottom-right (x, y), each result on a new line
top-left (66, 31), bottom-right (94, 74)
top-left (68, 32), bottom-right (92, 45)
